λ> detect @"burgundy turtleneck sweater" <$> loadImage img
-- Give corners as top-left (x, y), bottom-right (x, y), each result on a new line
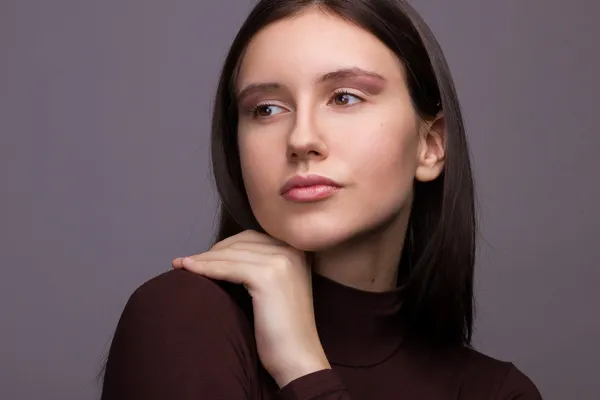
top-left (101, 269), bottom-right (542, 399)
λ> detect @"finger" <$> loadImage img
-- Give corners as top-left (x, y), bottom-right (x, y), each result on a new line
top-left (189, 243), bottom-right (300, 266)
top-left (172, 240), bottom-right (282, 269)
top-left (211, 230), bottom-right (286, 251)
top-left (173, 243), bottom-right (296, 271)
top-left (173, 231), bottom-right (291, 269)
top-left (227, 241), bottom-right (287, 255)
top-left (228, 241), bottom-right (306, 268)
top-left (172, 257), bottom-right (184, 268)
top-left (172, 247), bottom-right (273, 268)
top-left (181, 259), bottom-right (253, 285)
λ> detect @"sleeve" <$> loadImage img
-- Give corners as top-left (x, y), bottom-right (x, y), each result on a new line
top-left (277, 369), bottom-right (351, 400)
top-left (495, 364), bottom-right (543, 400)
top-left (100, 269), bottom-right (259, 400)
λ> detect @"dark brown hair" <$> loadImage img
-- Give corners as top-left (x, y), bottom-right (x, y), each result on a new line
top-left (210, 0), bottom-right (476, 348)
top-left (98, 0), bottom-right (477, 386)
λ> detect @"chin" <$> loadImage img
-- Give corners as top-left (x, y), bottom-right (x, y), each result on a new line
top-left (264, 218), bottom-right (359, 252)
top-left (259, 205), bottom-right (409, 252)
top-left (283, 234), bottom-right (344, 252)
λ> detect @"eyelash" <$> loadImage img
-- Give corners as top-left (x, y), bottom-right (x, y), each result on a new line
top-left (330, 89), bottom-right (364, 104)
top-left (248, 90), bottom-right (365, 118)
top-left (248, 102), bottom-right (279, 117)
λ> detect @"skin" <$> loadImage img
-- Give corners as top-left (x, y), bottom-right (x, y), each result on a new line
top-left (173, 7), bottom-right (445, 388)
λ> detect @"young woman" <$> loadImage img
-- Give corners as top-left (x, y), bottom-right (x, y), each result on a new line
top-left (100, 0), bottom-right (542, 399)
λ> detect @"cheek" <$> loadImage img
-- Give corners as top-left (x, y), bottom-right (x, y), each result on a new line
top-left (344, 118), bottom-right (420, 205)
top-left (238, 131), bottom-right (285, 205)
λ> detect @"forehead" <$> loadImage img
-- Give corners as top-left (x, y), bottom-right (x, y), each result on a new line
top-left (236, 8), bottom-right (405, 89)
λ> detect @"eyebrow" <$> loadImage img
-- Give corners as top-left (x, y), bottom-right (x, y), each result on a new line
top-left (316, 67), bottom-right (386, 85)
top-left (235, 67), bottom-right (386, 103)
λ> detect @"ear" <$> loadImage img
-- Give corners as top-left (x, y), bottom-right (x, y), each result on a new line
top-left (415, 114), bottom-right (446, 182)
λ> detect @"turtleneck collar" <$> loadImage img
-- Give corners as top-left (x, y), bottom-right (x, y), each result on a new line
top-left (312, 272), bottom-right (405, 368)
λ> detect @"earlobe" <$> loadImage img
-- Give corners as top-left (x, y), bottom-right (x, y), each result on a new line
top-left (415, 115), bottom-right (446, 182)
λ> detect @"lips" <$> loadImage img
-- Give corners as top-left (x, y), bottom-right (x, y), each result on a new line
top-left (280, 174), bottom-right (342, 195)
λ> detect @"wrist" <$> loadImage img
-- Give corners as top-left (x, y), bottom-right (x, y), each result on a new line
top-left (273, 352), bottom-right (331, 388)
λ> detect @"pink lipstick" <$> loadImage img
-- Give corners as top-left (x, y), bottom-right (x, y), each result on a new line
top-left (280, 174), bottom-right (342, 202)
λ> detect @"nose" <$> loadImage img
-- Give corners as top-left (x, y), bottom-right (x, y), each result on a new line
top-left (286, 113), bottom-right (329, 162)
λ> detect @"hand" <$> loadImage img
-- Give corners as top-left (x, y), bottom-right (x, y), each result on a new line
top-left (172, 230), bottom-right (331, 387)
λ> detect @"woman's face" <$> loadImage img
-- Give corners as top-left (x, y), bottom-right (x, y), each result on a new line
top-left (235, 8), bottom-right (444, 251)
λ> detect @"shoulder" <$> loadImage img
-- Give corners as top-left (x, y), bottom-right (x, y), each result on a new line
top-left (119, 269), bottom-right (254, 344)
top-left (102, 271), bottom-right (261, 398)
top-left (454, 347), bottom-right (542, 400)
top-left (128, 268), bottom-right (241, 310)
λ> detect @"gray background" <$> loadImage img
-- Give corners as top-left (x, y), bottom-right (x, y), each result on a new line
top-left (1, 0), bottom-right (598, 399)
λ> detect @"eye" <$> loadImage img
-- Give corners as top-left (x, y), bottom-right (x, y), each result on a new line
top-left (251, 103), bottom-right (286, 118)
top-left (331, 91), bottom-right (363, 106)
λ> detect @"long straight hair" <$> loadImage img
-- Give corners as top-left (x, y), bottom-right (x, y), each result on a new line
top-left (212, 0), bottom-right (476, 347)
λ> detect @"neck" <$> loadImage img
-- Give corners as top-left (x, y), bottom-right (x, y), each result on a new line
top-left (312, 208), bottom-right (410, 292)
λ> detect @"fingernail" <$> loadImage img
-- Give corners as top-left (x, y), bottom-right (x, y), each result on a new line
top-left (172, 257), bottom-right (184, 269)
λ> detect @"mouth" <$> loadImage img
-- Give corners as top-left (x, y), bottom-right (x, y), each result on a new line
top-left (280, 174), bottom-right (342, 202)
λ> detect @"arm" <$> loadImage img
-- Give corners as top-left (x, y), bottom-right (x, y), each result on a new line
top-left (172, 231), bottom-right (355, 400)
top-left (100, 269), bottom-right (258, 400)
top-left (496, 364), bottom-right (543, 400)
